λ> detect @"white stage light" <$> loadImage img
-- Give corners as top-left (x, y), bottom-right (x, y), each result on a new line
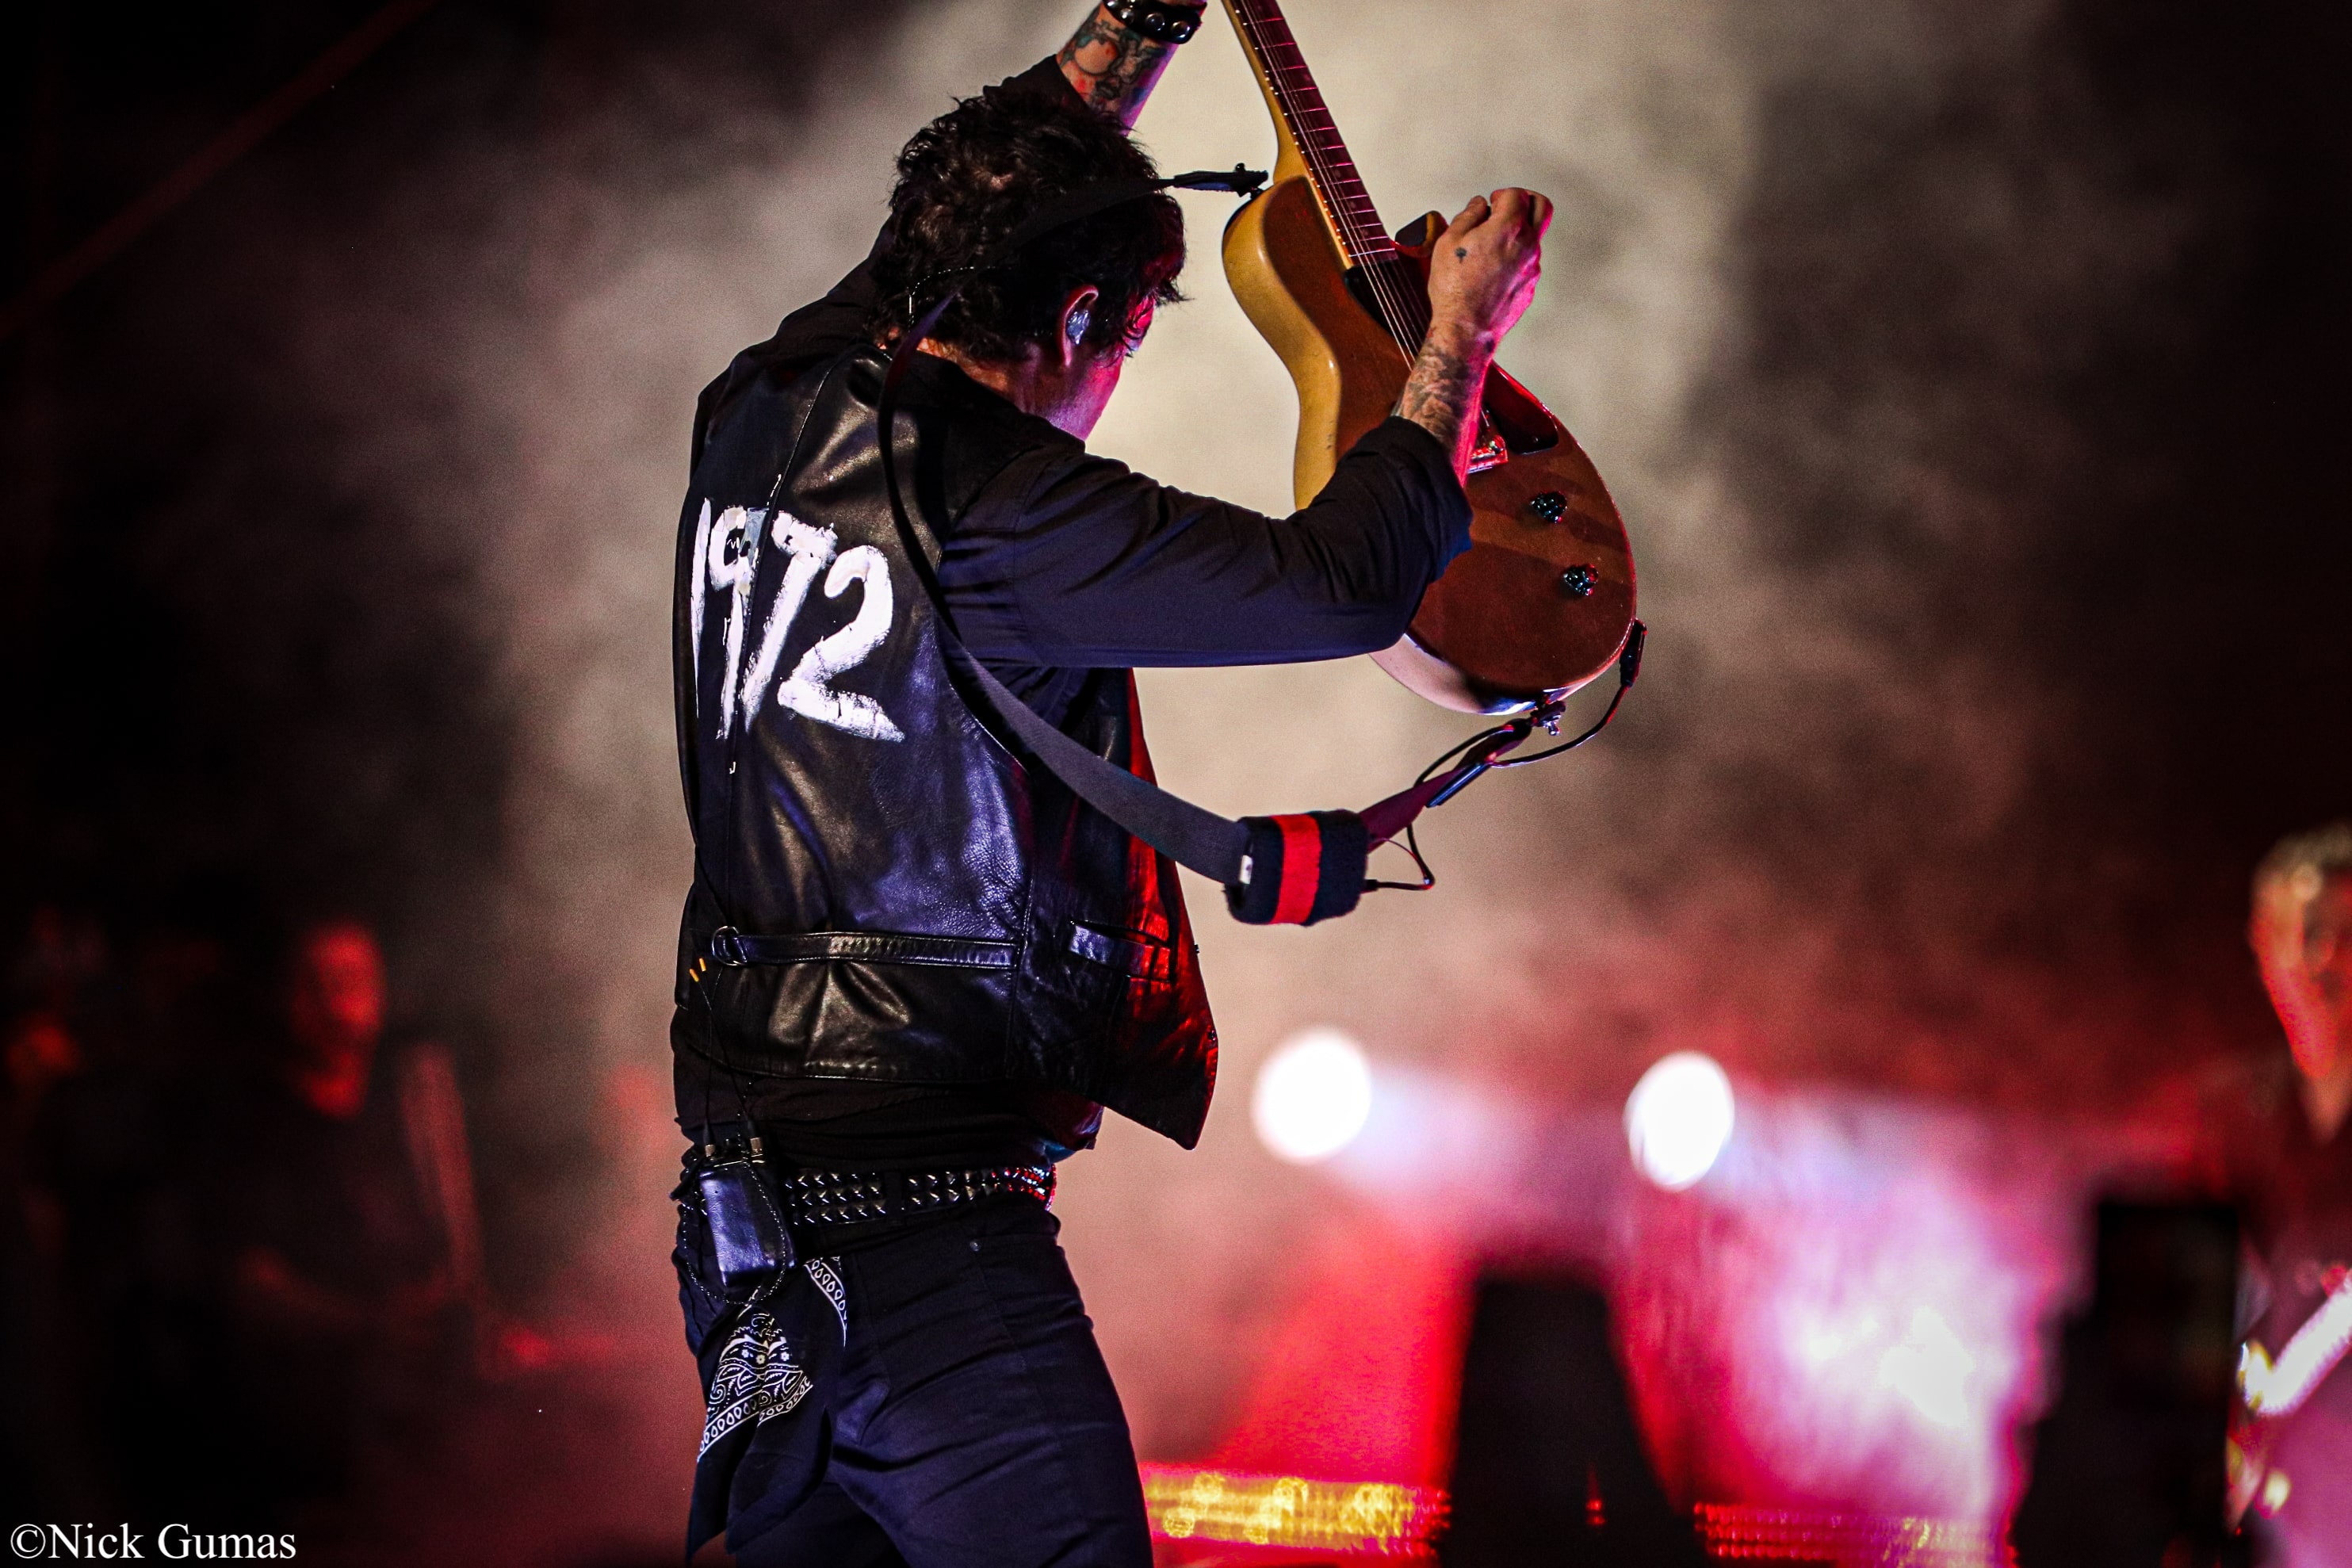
top-left (1625, 1051), bottom-right (1735, 1191)
top-left (1253, 1027), bottom-right (1374, 1165)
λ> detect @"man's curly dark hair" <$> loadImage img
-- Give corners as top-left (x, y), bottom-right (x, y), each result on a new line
top-left (870, 86), bottom-right (1186, 362)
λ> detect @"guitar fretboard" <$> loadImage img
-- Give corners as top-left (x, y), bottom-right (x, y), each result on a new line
top-left (1225, 0), bottom-right (1398, 269)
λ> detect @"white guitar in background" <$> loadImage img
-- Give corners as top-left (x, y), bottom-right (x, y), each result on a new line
top-left (2231, 1264), bottom-right (2352, 1524)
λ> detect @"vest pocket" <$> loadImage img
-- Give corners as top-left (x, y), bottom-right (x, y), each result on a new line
top-left (1063, 920), bottom-right (1175, 983)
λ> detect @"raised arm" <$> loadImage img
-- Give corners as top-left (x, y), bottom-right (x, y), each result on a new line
top-left (1056, 1), bottom-right (1209, 126)
top-left (942, 421), bottom-right (1472, 671)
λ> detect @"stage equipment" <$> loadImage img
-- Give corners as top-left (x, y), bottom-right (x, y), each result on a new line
top-left (1143, 1465), bottom-right (1447, 1556)
top-left (2010, 1201), bottom-right (2245, 1568)
top-left (1623, 1052), bottom-right (1735, 1191)
top-left (1140, 1475), bottom-right (2010, 1566)
top-left (1216, 0), bottom-right (1639, 715)
top-left (1444, 1275), bottom-right (1704, 1566)
top-left (1689, 1505), bottom-right (2004, 1567)
top-left (686, 1133), bottom-right (794, 1302)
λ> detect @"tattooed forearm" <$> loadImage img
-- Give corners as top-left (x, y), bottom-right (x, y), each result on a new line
top-left (1394, 327), bottom-right (1491, 479)
top-left (1057, 6), bottom-right (1184, 126)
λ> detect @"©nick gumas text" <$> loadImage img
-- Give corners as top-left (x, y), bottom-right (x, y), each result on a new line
top-left (10, 1524), bottom-right (298, 1560)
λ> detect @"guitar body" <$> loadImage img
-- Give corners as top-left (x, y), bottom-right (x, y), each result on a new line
top-left (1216, 2), bottom-right (1638, 715)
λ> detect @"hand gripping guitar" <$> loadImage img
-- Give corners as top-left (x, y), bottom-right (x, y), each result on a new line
top-left (876, 168), bottom-right (1646, 925)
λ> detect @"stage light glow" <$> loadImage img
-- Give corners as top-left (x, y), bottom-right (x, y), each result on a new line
top-left (1253, 1027), bottom-right (1373, 1164)
top-left (1140, 1466), bottom-right (1446, 1555)
top-left (1693, 1504), bottom-right (2002, 1566)
top-left (1624, 1051), bottom-right (1735, 1190)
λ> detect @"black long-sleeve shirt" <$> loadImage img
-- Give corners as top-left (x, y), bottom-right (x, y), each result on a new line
top-left (686, 52), bottom-right (1469, 1177)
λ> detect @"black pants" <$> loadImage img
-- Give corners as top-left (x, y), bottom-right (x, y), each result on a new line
top-left (677, 1195), bottom-right (1151, 1568)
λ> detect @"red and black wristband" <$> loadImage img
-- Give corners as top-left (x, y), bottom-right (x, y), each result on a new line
top-left (1226, 811), bottom-right (1369, 927)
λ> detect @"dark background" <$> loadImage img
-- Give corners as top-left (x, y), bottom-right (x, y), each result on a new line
top-left (1, 0), bottom-right (916, 1289)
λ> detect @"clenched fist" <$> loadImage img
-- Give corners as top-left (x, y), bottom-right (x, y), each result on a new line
top-left (1425, 188), bottom-right (1553, 350)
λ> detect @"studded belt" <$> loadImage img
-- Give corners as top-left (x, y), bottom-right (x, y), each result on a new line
top-left (774, 1163), bottom-right (1055, 1230)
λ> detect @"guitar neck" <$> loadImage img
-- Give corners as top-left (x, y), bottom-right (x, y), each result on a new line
top-left (1220, 0), bottom-right (1398, 269)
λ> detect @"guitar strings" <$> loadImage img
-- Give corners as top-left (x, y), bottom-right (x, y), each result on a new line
top-left (1237, 1), bottom-right (1429, 361)
top-left (1262, 34), bottom-right (1418, 347)
top-left (1251, 7), bottom-right (1421, 342)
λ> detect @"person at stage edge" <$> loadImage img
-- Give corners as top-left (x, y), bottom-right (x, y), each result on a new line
top-left (2222, 823), bottom-right (2352, 1538)
top-left (667, 3), bottom-right (1551, 1562)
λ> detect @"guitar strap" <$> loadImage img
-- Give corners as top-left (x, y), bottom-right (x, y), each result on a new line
top-left (874, 166), bottom-right (1641, 925)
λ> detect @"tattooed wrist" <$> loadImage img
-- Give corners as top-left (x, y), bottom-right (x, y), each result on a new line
top-left (1058, 4), bottom-right (1190, 124)
top-left (1395, 326), bottom-right (1492, 478)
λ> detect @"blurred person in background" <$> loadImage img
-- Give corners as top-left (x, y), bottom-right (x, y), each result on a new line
top-left (2221, 823), bottom-right (2352, 1550)
top-left (182, 914), bottom-right (485, 1531)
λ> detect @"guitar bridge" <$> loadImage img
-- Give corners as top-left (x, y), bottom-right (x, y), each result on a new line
top-left (1467, 417), bottom-right (1511, 474)
top-left (1467, 365), bottom-right (1561, 473)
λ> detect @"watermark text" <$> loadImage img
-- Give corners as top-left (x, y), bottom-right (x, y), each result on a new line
top-left (10, 1524), bottom-right (297, 1560)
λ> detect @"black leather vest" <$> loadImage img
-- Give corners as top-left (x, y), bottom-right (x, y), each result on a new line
top-left (670, 344), bottom-right (1217, 1147)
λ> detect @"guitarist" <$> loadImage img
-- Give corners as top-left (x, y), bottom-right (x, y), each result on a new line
top-left (2227, 824), bottom-right (2352, 1537)
top-left (670, 4), bottom-right (1551, 1562)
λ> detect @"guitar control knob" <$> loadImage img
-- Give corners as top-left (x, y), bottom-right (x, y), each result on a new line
top-left (1528, 491), bottom-right (1569, 524)
top-left (1559, 564), bottom-right (1599, 599)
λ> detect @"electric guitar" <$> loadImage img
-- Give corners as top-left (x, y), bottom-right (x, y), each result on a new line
top-left (2232, 1268), bottom-right (2352, 1521)
top-left (1217, 0), bottom-right (1638, 714)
